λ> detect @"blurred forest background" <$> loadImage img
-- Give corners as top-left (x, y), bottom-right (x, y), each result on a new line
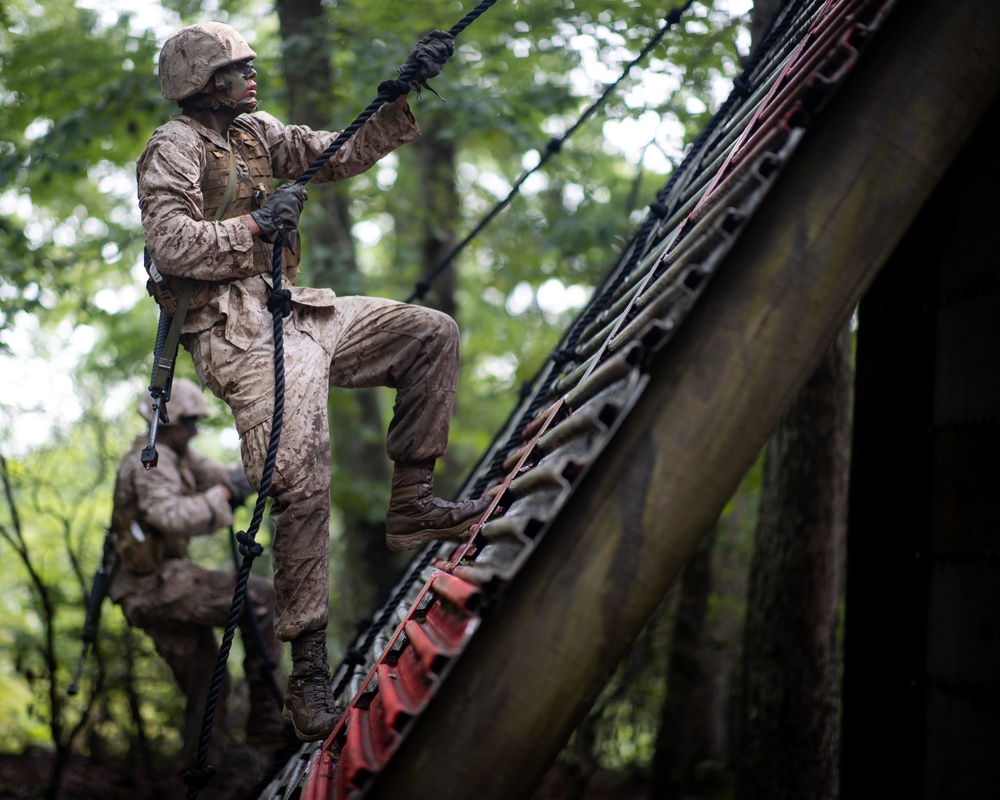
top-left (1, 0), bottom-right (849, 798)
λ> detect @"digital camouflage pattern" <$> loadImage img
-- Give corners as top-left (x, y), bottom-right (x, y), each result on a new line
top-left (136, 102), bottom-right (469, 640)
top-left (158, 22), bottom-right (257, 101)
top-left (109, 435), bottom-right (284, 765)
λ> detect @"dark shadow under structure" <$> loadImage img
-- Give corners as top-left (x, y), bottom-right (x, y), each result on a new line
top-left (253, 2), bottom-right (1000, 797)
top-left (844, 95), bottom-right (1000, 800)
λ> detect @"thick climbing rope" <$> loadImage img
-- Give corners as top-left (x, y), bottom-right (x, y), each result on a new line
top-left (228, 526), bottom-right (285, 711)
top-left (334, 0), bottom-right (718, 700)
top-left (406, 0), bottom-right (696, 305)
top-left (469, 0), bottom-right (809, 496)
top-left (181, 3), bottom-right (500, 797)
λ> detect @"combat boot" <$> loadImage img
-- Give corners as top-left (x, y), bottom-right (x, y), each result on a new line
top-left (282, 630), bottom-right (340, 742)
top-left (385, 462), bottom-right (492, 552)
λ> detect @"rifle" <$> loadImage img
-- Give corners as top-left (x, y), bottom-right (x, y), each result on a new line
top-left (140, 147), bottom-right (239, 471)
top-left (140, 249), bottom-right (195, 470)
top-left (68, 526), bottom-right (118, 696)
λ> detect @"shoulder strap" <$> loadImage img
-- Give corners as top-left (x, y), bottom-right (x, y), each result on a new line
top-left (156, 141), bottom-right (239, 355)
top-left (216, 142), bottom-right (239, 222)
top-left (145, 142), bottom-right (239, 447)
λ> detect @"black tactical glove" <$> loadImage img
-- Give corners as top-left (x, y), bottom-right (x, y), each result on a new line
top-left (250, 183), bottom-right (308, 251)
top-left (223, 468), bottom-right (254, 509)
top-left (399, 30), bottom-right (455, 93)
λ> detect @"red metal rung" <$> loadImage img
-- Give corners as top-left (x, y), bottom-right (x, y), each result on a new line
top-left (404, 618), bottom-right (457, 674)
top-left (429, 570), bottom-right (482, 614)
top-left (339, 705), bottom-right (382, 790)
top-left (304, 747), bottom-right (336, 800)
top-left (301, 749), bottom-right (325, 800)
top-left (422, 598), bottom-right (480, 656)
top-left (376, 661), bottom-right (427, 729)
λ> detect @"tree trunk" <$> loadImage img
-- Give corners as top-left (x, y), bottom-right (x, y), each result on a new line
top-left (412, 121), bottom-right (465, 495)
top-left (650, 527), bottom-right (719, 798)
top-left (275, 0), bottom-right (405, 630)
top-left (734, 324), bottom-right (851, 800)
top-left (749, 0), bottom-right (786, 59)
top-left (414, 125), bottom-right (459, 319)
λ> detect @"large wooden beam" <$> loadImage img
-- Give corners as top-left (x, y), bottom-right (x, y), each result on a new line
top-left (369, 1), bottom-right (1000, 797)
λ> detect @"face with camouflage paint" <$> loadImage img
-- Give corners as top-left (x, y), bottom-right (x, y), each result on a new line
top-left (214, 58), bottom-right (258, 113)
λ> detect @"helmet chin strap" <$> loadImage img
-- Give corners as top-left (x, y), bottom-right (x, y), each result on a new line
top-left (189, 69), bottom-right (257, 113)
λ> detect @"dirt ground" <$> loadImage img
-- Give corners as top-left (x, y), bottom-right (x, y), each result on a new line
top-left (0, 750), bottom-right (668, 800)
top-left (0, 747), bottom-right (284, 800)
top-left (0, 750), bottom-right (658, 800)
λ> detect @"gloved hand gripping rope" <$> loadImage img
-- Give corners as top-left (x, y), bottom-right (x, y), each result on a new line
top-left (183, 4), bottom-right (498, 798)
top-left (380, 29), bottom-right (456, 99)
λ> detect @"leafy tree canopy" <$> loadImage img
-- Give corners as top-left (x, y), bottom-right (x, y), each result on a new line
top-left (0, 0), bottom-right (750, 769)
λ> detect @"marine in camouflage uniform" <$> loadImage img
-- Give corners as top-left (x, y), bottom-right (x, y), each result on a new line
top-left (108, 379), bottom-right (286, 767)
top-left (137, 22), bottom-right (490, 741)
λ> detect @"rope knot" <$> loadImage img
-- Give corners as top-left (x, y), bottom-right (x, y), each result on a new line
top-left (552, 348), bottom-right (577, 366)
top-left (236, 530), bottom-right (264, 559)
top-left (733, 75), bottom-right (753, 98)
top-left (649, 201), bottom-right (669, 219)
top-left (182, 765), bottom-right (217, 790)
top-left (378, 78), bottom-right (409, 100)
top-left (267, 288), bottom-right (293, 318)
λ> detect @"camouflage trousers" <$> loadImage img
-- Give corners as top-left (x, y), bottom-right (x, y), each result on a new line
top-left (190, 296), bottom-right (461, 641)
top-left (116, 558), bottom-right (283, 767)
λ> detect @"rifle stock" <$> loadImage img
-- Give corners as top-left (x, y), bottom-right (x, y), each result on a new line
top-left (68, 529), bottom-right (117, 696)
top-left (141, 304), bottom-right (174, 470)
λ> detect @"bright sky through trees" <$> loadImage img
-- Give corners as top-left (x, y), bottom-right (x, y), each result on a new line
top-left (0, 0), bottom-right (751, 453)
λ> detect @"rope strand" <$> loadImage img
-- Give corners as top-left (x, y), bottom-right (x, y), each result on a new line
top-left (183, 4), bottom-right (500, 796)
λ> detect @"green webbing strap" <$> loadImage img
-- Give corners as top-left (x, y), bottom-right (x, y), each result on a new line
top-left (216, 142), bottom-right (239, 222)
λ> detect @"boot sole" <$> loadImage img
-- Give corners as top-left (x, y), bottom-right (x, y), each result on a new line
top-left (282, 705), bottom-right (337, 743)
top-left (385, 520), bottom-right (477, 552)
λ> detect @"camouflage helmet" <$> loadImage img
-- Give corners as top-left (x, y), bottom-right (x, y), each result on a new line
top-left (138, 378), bottom-right (210, 423)
top-left (158, 22), bottom-right (256, 101)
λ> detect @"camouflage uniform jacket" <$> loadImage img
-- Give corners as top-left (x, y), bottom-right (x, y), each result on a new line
top-left (108, 436), bottom-right (234, 603)
top-left (136, 103), bottom-right (419, 345)
top-left (136, 103), bottom-right (419, 438)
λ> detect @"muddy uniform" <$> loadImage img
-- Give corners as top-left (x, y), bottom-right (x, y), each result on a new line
top-left (136, 105), bottom-right (460, 641)
top-left (109, 435), bottom-right (283, 763)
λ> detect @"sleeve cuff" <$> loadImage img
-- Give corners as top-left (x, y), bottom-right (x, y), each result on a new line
top-left (372, 100), bottom-right (421, 141)
top-left (220, 216), bottom-right (255, 254)
top-left (205, 484), bottom-right (235, 528)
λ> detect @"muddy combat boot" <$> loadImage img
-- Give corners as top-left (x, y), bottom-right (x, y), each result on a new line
top-left (385, 462), bottom-right (492, 552)
top-left (282, 631), bottom-right (340, 742)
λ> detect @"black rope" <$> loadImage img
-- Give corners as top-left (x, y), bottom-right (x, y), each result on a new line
top-left (294, 0), bottom-right (500, 190)
top-left (183, 3), bottom-right (500, 796)
top-left (185, 238), bottom-right (290, 799)
top-left (458, 1), bottom-right (702, 493)
top-left (465, 0), bottom-right (805, 495)
top-left (228, 525), bottom-right (285, 712)
top-left (405, 0), bottom-right (696, 304)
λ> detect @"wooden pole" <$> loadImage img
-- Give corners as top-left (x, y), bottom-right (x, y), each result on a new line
top-left (369, 0), bottom-right (1000, 796)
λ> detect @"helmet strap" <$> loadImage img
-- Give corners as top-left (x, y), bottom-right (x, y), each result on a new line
top-left (212, 67), bottom-right (257, 113)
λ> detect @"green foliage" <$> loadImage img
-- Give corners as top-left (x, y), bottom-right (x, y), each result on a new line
top-left (0, 0), bottom-right (751, 769)
top-left (0, 0), bottom-right (162, 360)
top-left (572, 452), bottom-right (761, 778)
